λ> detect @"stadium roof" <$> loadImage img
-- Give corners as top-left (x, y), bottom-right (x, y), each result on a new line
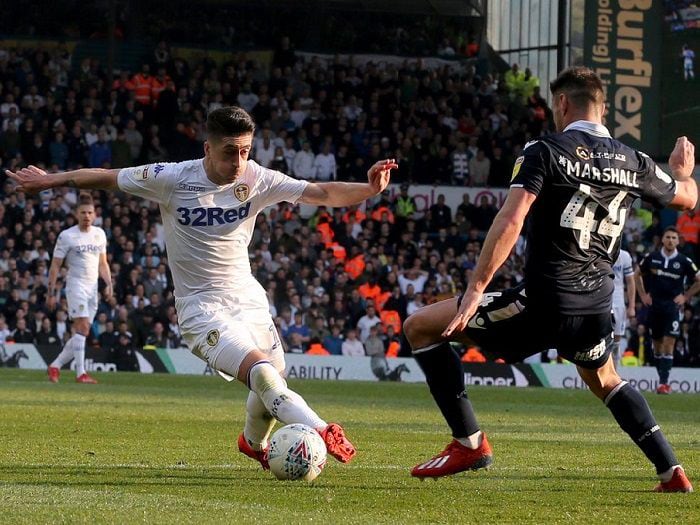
top-left (202, 0), bottom-right (485, 16)
top-left (317, 0), bottom-right (484, 16)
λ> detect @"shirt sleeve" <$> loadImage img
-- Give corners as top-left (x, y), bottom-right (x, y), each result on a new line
top-left (53, 231), bottom-right (69, 259)
top-left (637, 153), bottom-right (677, 208)
top-left (100, 229), bottom-right (108, 254)
top-left (117, 162), bottom-right (178, 205)
top-left (638, 253), bottom-right (650, 274)
top-left (685, 257), bottom-right (700, 280)
top-left (623, 251), bottom-right (634, 276)
top-left (258, 165), bottom-right (309, 209)
top-left (509, 140), bottom-right (549, 197)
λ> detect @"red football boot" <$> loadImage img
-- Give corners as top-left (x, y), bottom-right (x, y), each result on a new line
top-left (237, 433), bottom-right (270, 470)
top-left (656, 384), bottom-right (670, 395)
top-left (654, 467), bottom-right (693, 493)
top-left (76, 373), bottom-right (98, 384)
top-left (47, 366), bottom-right (60, 383)
top-left (412, 434), bottom-right (493, 479)
top-left (318, 423), bottom-right (356, 463)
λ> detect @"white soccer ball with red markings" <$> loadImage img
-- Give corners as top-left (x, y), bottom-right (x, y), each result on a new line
top-left (268, 424), bottom-right (327, 481)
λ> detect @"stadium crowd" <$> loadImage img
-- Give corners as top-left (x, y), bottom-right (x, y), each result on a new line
top-left (1, 2), bottom-right (479, 58)
top-left (0, 36), bottom-right (699, 370)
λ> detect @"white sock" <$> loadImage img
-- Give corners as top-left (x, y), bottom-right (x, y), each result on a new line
top-left (51, 338), bottom-right (75, 368)
top-left (457, 431), bottom-right (483, 449)
top-left (659, 464), bottom-right (681, 482)
top-left (71, 334), bottom-right (87, 376)
top-left (248, 362), bottom-right (326, 430)
top-left (243, 391), bottom-right (276, 451)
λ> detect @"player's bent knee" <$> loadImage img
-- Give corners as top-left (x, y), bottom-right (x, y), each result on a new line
top-left (72, 318), bottom-right (90, 336)
top-left (403, 314), bottom-right (419, 346)
top-left (237, 350), bottom-right (274, 384)
top-left (404, 313), bottom-right (431, 350)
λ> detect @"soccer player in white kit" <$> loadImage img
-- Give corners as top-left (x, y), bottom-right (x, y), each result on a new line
top-left (47, 193), bottom-right (111, 384)
top-left (7, 106), bottom-right (397, 468)
top-left (611, 248), bottom-right (636, 368)
top-left (682, 45), bottom-right (695, 81)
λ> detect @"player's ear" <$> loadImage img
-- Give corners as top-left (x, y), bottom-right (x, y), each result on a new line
top-left (203, 140), bottom-right (210, 157)
top-left (559, 92), bottom-right (569, 116)
top-left (601, 102), bottom-right (609, 126)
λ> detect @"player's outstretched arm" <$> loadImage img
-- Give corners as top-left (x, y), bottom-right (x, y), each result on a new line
top-left (668, 137), bottom-right (697, 211)
top-left (299, 159), bottom-right (397, 207)
top-left (5, 165), bottom-right (120, 194)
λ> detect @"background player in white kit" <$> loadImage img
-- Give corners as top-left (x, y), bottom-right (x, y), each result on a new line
top-left (681, 44), bottom-right (695, 81)
top-left (611, 248), bottom-right (635, 368)
top-left (47, 193), bottom-right (111, 384)
top-left (7, 106), bottom-right (397, 468)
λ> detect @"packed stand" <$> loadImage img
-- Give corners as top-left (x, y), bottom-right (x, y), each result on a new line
top-left (0, 38), bottom-right (696, 369)
top-left (0, 2), bottom-right (479, 58)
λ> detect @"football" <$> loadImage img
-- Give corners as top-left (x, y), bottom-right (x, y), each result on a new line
top-left (268, 424), bottom-right (327, 481)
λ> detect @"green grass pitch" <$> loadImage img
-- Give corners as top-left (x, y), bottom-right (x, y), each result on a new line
top-left (1, 369), bottom-right (698, 524)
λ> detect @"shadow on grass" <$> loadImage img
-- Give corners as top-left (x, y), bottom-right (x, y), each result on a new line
top-left (0, 464), bottom-right (255, 484)
top-left (0, 464), bottom-right (659, 496)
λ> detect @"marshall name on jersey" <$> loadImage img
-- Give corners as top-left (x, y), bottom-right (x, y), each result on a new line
top-left (510, 120), bottom-right (677, 315)
top-left (116, 159), bottom-right (309, 299)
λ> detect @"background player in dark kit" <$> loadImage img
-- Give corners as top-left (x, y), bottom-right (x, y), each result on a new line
top-left (637, 226), bottom-right (700, 394)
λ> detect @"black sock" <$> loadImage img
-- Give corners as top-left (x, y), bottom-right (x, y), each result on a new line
top-left (413, 342), bottom-right (480, 438)
top-left (605, 382), bottom-right (678, 474)
top-left (659, 356), bottom-right (673, 384)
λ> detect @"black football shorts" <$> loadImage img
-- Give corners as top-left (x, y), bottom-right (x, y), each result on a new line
top-left (459, 283), bottom-right (613, 369)
top-left (647, 301), bottom-right (683, 339)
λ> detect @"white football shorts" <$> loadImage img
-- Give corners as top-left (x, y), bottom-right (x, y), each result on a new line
top-left (612, 301), bottom-right (627, 337)
top-left (176, 284), bottom-right (284, 379)
top-left (65, 283), bottom-right (99, 322)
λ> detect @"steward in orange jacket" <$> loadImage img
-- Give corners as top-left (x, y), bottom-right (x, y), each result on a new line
top-left (358, 279), bottom-right (382, 303)
top-left (306, 341), bottom-right (330, 355)
top-left (461, 347), bottom-right (486, 362)
top-left (344, 254), bottom-right (365, 280)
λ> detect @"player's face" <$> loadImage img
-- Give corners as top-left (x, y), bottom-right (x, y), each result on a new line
top-left (77, 204), bottom-right (95, 229)
top-left (205, 133), bottom-right (253, 183)
top-left (662, 231), bottom-right (680, 251)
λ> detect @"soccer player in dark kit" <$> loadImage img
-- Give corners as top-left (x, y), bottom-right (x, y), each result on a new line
top-left (637, 226), bottom-right (700, 394)
top-left (403, 67), bottom-right (696, 492)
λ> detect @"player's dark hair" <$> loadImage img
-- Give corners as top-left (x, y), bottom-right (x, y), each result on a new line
top-left (78, 193), bottom-right (94, 207)
top-left (549, 67), bottom-right (605, 108)
top-left (206, 106), bottom-right (255, 141)
top-left (664, 226), bottom-right (679, 235)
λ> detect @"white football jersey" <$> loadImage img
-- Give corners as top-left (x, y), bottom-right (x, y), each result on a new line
top-left (53, 225), bottom-right (107, 285)
top-left (612, 248), bottom-right (634, 304)
top-left (117, 159), bottom-right (308, 299)
top-left (683, 48), bottom-right (695, 66)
